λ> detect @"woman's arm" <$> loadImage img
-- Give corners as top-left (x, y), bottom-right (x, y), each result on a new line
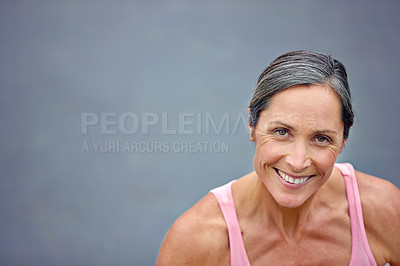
top-left (357, 171), bottom-right (400, 265)
top-left (379, 181), bottom-right (400, 265)
top-left (156, 193), bottom-right (229, 266)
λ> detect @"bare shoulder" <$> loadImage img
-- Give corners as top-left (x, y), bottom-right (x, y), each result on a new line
top-left (355, 170), bottom-right (400, 265)
top-left (156, 192), bottom-right (229, 266)
top-left (356, 170), bottom-right (400, 219)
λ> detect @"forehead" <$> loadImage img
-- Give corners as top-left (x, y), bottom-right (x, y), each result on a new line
top-left (259, 84), bottom-right (343, 131)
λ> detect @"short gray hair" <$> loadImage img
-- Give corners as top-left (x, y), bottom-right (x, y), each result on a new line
top-left (249, 50), bottom-right (354, 139)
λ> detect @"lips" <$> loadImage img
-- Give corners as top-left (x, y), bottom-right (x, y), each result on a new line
top-left (274, 168), bottom-right (314, 185)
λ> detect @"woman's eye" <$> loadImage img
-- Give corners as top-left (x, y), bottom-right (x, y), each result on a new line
top-left (274, 129), bottom-right (288, 137)
top-left (315, 136), bottom-right (330, 143)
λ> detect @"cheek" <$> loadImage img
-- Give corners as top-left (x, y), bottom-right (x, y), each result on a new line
top-left (254, 140), bottom-right (284, 168)
top-left (311, 149), bottom-right (338, 174)
top-left (325, 145), bottom-right (343, 163)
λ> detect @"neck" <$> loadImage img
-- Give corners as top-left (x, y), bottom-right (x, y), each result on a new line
top-left (268, 190), bottom-right (316, 241)
top-left (243, 174), bottom-right (317, 242)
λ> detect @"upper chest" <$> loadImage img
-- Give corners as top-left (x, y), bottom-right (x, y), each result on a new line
top-left (240, 209), bottom-right (352, 265)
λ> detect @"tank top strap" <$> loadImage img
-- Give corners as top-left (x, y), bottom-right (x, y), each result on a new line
top-left (211, 181), bottom-right (251, 266)
top-left (335, 163), bottom-right (377, 266)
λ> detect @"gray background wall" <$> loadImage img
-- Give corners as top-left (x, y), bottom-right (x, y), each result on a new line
top-left (1, 1), bottom-right (399, 265)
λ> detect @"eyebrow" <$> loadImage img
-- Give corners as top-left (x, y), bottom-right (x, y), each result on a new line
top-left (268, 121), bottom-right (294, 130)
top-left (268, 120), bottom-right (338, 135)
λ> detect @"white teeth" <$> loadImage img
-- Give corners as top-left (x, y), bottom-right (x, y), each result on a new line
top-left (278, 170), bottom-right (310, 185)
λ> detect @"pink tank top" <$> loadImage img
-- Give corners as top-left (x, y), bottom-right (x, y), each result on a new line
top-left (210, 163), bottom-right (377, 266)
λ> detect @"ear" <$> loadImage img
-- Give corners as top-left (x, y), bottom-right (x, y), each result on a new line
top-left (249, 125), bottom-right (255, 142)
top-left (248, 107), bottom-right (255, 142)
top-left (339, 139), bottom-right (347, 154)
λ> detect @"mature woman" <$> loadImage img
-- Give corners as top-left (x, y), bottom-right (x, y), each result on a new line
top-left (157, 51), bottom-right (400, 265)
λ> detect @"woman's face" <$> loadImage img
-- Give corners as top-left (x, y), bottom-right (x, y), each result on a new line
top-left (250, 84), bottom-right (346, 208)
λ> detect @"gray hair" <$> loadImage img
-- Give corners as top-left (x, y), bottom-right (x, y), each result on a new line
top-left (249, 50), bottom-right (354, 139)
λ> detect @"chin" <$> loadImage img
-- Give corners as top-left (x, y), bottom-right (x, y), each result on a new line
top-left (273, 193), bottom-right (310, 209)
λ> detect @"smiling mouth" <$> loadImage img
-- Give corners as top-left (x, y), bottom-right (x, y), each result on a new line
top-left (274, 168), bottom-right (314, 185)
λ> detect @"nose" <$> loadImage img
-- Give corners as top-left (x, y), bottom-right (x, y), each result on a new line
top-left (285, 141), bottom-right (311, 172)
